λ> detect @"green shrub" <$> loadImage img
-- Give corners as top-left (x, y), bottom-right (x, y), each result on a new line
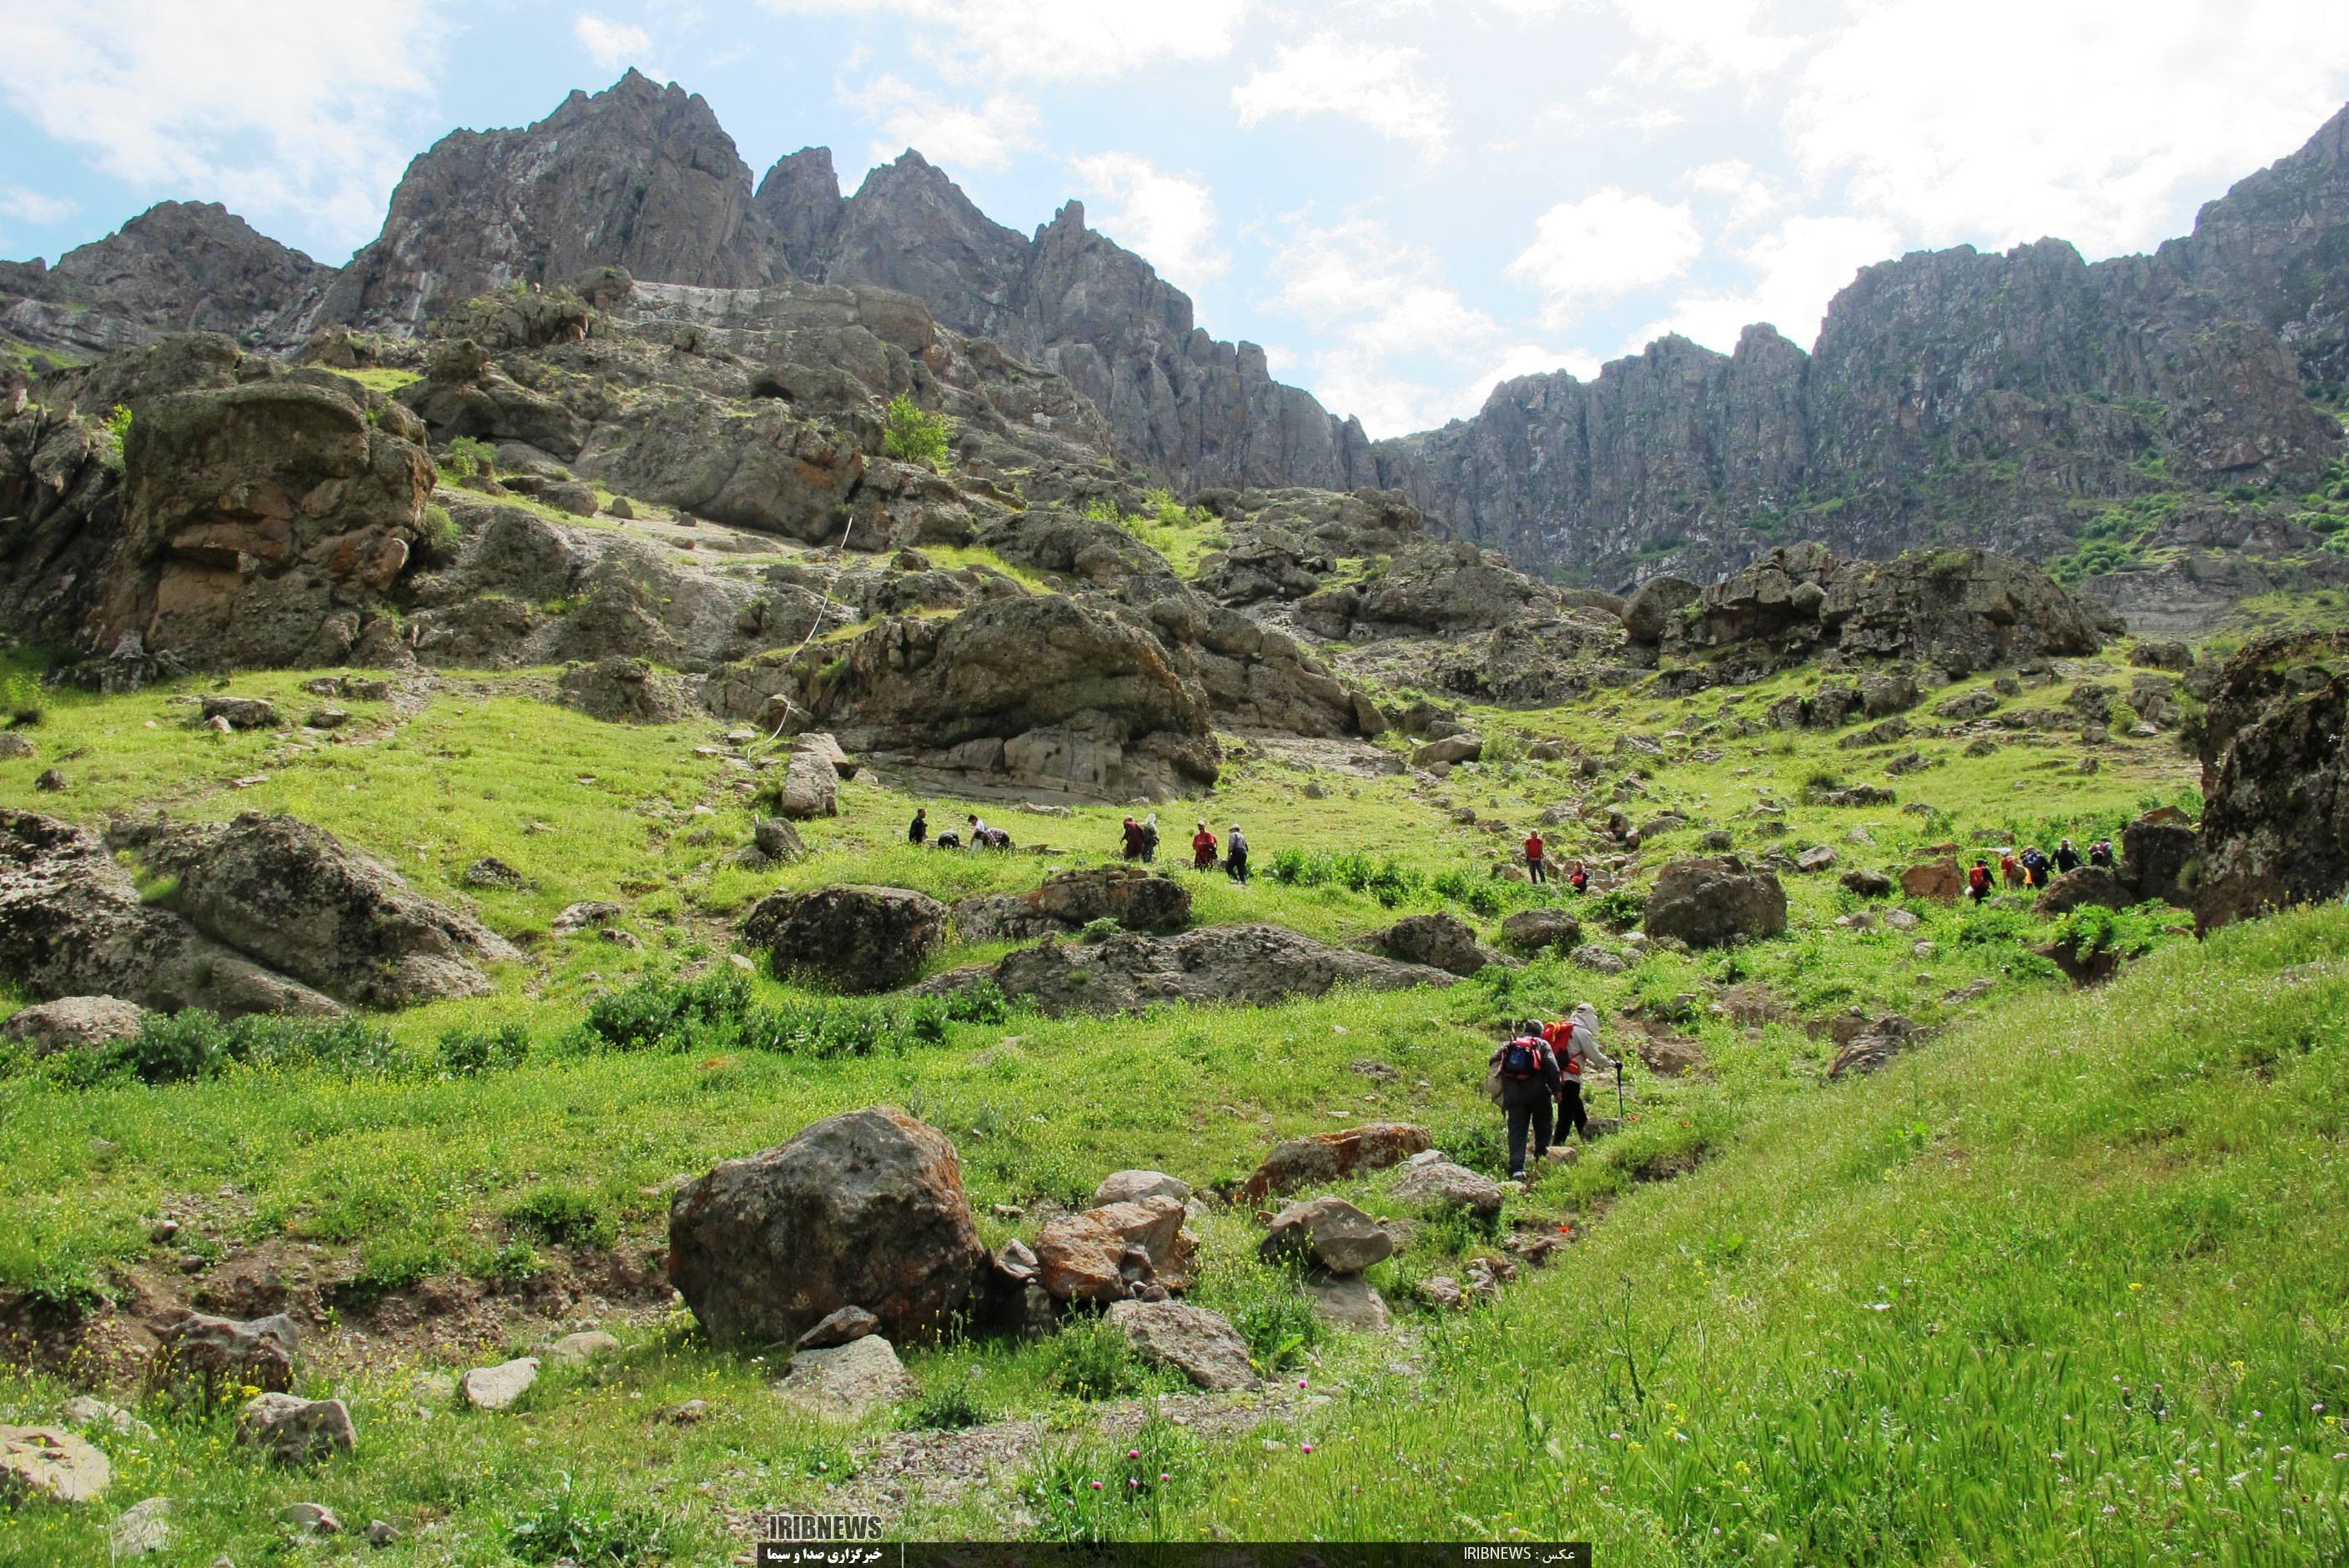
top-left (503, 1186), bottom-right (617, 1250)
top-left (900, 1370), bottom-right (993, 1430)
top-left (421, 503), bottom-right (459, 550)
top-left (1590, 887), bottom-right (1647, 930)
top-left (437, 1021), bottom-right (529, 1077)
top-left (33, 1009), bottom-right (403, 1088)
top-left (440, 435), bottom-right (496, 479)
top-left (882, 393), bottom-right (952, 470)
top-left (0, 667), bottom-right (45, 726)
top-left (506, 1475), bottom-right (673, 1565)
top-left (1039, 1314), bottom-right (1151, 1400)
top-left (100, 405), bottom-right (131, 473)
top-left (571, 971), bottom-right (999, 1061)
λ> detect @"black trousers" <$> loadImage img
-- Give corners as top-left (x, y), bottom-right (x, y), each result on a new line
top-left (1527, 857), bottom-right (1547, 884)
top-left (1228, 852), bottom-right (1249, 884)
top-left (1559, 1078), bottom-right (1589, 1138)
top-left (1505, 1091), bottom-right (1553, 1174)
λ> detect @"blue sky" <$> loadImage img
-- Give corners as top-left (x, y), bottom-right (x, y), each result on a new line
top-left (5, 1), bottom-right (2349, 438)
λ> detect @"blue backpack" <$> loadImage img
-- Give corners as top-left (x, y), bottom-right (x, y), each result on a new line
top-left (1501, 1037), bottom-right (1547, 1079)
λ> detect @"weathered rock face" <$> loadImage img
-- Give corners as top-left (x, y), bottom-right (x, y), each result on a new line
top-left (0, 995), bottom-right (146, 1056)
top-left (952, 866), bottom-right (1191, 945)
top-left (1242, 1123), bottom-right (1431, 1202)
top-left (1644, 857), bottom-right (1788, 947)
top-left (556, 656), bottom-right (693, 723)
top-left (2035, 866), bottom-right (2130, 917)
top-left (2192, 631), bottom-right (2349, 931)
top-left (0, 810), bottom-right (342, 1018)
top-left (0, 202), bottom-right (329, 358)
top-left (914, 924), bottom-right (1460, 1018)
top-left (742, 886), bottom-right (945, 993)
top-left (151, 1312), bottom-right (299, 1395)
top-left (2122, 807), bottom-right (2200, 906)
top-left (1361, 912), bottom-right (1510, 977)
top-left (777, 1335), bottom-right (916, 1418)
top-left (712, 597), bottom-right (1223, 802)
top-left (320, 72), bottom-right (780, 333)
top-left (0, 1425), bottom-right (113, 1504)
top-left (1259, 1196), bottom-right (1393, 1275)
top-left (1498, 908), bottom-right (1582, 954)
top-left (666, 1108), bottom-right (985, 1347)
top-left (118, 813), bottom-right (518, 1008)
top-left (234, 1394), bottom-right (355, 1464)
top-left (1033, 1196), bottom-right (1192, 1303)
top-left (1102, 1300), bottom-right (1255, 1391)
top-left (1632, 544), bottom-right (2110, 676)
top-left (1390, 1157), bottom-right (1505, 1221)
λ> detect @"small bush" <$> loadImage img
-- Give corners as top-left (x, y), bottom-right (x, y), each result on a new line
top-left (504, 1186), bottom-right (618, 1250)
top-left (1590, 887), bottom-right (1647, 930)
top-left (100, 405), bottom-right (132, 472)
top-left (37, 1010), bottom-right (403, 1087)
top-left (0, 667), bottom-right (44, 726)
top-left (441, 435), bottom-right (496, 479)
top-left (1039, 1315), bottom-right (1150, 1400)
top-left (900, 1371), bottom-right (993, 1430)
top-left (421, 503), bottom-right (459, 550)
top-left (437, 1021), bottom-right (529, 1077)
top-left (506, 1475), bottom-right (674, 1565)
top-left (882, 393), bottom-right (952, 470)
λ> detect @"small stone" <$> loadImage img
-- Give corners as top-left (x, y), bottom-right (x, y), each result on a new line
top-left (236, 1394), bottom-right (355, 1463)
top-left (460, 1357), bottom-right (540, 1412)
top-left (794, 1306), bottom-right (880, 1350)
top-left (776, 1336), bottom-right (914, 1419)
top-left (545, 1330), bottom-right (621, 1366)
top-left (62, 1396), bottom-right (153, 1440)
top-left (1306, 1274), bottom-right (1393, 1332)
top-left (306, 708), bottom-right (351, 730)
top-left (1092, 1170), bottom-right (1193, 1208)
top-left (148, 1219), bottom-right (179, 1244)
top-left (278, 1501), bottom-right (342, 1535)
top-left (1260, 1195), bottom-right (1394, 1274)
top-left (666, 1399), bottom-right (710, 1423)
top-left (461, 856), bottom-right (530, 891)
top-left (33, 767), bottom-right (65, 792)
top-left (112, 1495), bottom-right (174, 1555)
top-left (365, 1520), bottom-right (398, 1547)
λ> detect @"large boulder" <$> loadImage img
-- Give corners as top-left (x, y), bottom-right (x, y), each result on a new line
top-left (0, 811), bottom-right (342, 1018)
top-left (0, 995), bottom-right (145, 1056)
top-left (913, 924), bottom-right (1459, 1018)
top-left (1102, 1300), bottom-right (1255, 1392)
top-left (2035, 866), bottom-right (2129, 917)
top-left (1023, 866), bottom-right (1192, 932)
top-left (773, 746), bottom-right (842, 820)
top-left (150, 1312), bottom-right (299, 1396)
top-left (1642, 857), bottom-right (1788, 947)
top-left (0, 1426), bottom-right (112, 1505)
top-left (1899, 857), bottom-right (1966, 902)
top-left (1032, 1195), bottom-right (1194, 1302)
top-left (666, 1108), bottom-right (984, 1347)
top-left (1389, 1157), bottom-right (1506, 1222)
top-left (1498, 907), bottom-right (1582, 953)
top-left (1361, 912), bottom-right (1510, 977)
top-left (1243, 1123), bottom-right (1431, 1201)
top-left (2192, 631), bottom-right (2348, 932)
top-left (1259, 1196), bottom-right (1394, 1275)
top-left (1622, 575), bottom-right (1702, 645)
top-left (2122, 806), bottom-right (2199, 906)
top-left (741, 885), bottom-right (944, 993)
top-left (115, 813), bottom-right (518, 1008)
top-left (555, 656), bottom-right (692, 722)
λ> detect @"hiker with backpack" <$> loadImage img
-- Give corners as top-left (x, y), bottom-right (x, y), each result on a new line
top-left (1968, 858), bottom-right (1993, 903)
top-left (1140, 812), bottom-right (1159, 864)
top-left (1486, 1018), bottom-right (1562, 1179)
top-left (1121, 816), bottom-right (1148, 861)
top-left (1191, 821), bottom-right (1218, 871)
top-left (908, 807), bottom-right (928, 847)
top-left (1524, 828), bottom-right (1547, 885)
top-left (1544, 1003), bottom-right (1616, 1143)
top-left (2088, 838), bottom-right (2115, 868)
top-left (2000, 851), bottom-right (2022, 888)
top-left (2055, 837), bottom-right (2081, 876)
top-left (1225, 823), bottom-right (1250, 884)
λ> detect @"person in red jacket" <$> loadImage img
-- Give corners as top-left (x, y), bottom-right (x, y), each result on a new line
top-left (1967, 858), bottom-right (1993, 902)
top-left (1523, 828), bottom-right (1547, 884)
top-left (1191, 821), bottom-right (1218, 871)
top-left (1544, 1003), bottom-right (1616, 1143)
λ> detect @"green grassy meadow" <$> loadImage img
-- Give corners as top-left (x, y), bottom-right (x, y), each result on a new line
top-left (8, 640), bottom-right (2340, 1565)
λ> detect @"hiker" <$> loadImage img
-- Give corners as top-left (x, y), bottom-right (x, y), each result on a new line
top-left (981, 826), bottom-right (1012, 851)
top-left (1967, 857), bottom-right (1993, 903)
top-left (934, 828), bottom-right (962, 850)
top-left (1524, 828), bottom-right (1547, 885)
top-left (2088, 837), bottom-right (2115, 868)
top-left (2055, 837), bottom-right (2081, 875)
top-left (1140, 812), bottom-right (1159, 864)
top-left (908, 807), bottom-right (928, 847)
top-left (1486, 1018), bottom-right (1562, 1179)
top-left (1544, 1003), bottom-right (1615, 1143)
top-left (1121, 816), bottom-right (1148, 861)
top-left (966, 814), bottom-right (988, 852)
top-left (1567, 859), bottom-right (1589, 894)
top-left (2000, 850), bottom-right (2022, 888)
top-left (1191, 821), bottom-right (1218, 871)
top-left (1226, 823), bottom-right (1250, 884)
top-left (2019, 847), bottom-right (2045, 888)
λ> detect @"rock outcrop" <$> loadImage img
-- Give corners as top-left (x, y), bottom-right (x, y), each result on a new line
top-left (2191, 630), bottom-right (2349, 931)
top-left (952, 866), bottom-right (1190, 944)
top-left (1360, 912), bottom-right (1510, 977)
top-left (1643, 857), bottom-right (1788, 947)
top-left (742, 886), bottom-right (946, 993)
top-left (666, 1108), bottom-right (985, 1347)
top-left (913, 924), bottom-right (1460, 1017)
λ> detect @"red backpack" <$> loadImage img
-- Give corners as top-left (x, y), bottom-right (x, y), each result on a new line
top-left (1544, 1019), bottom-right (1582, 1075)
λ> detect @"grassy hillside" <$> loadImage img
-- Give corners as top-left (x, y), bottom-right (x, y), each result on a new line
top-left (4, 644), bottom-right (2300, 1565)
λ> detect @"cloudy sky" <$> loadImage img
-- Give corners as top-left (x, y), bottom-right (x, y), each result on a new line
top-left (4, 1), bottom-right (2347, 437)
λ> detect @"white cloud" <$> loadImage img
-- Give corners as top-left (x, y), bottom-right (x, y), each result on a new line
top-left (0, 0), bottom-right (441, 257)
top-left (574, 14), bottom-right (654, 69)
top-left (1788, 0), bottom-right (2349, 258)
top-left (762, 0), bottom-right (1246, 82)
top-left (0, 185), bottom-right (77, 225)
top-left (1505, 188), bottom-right (1703, 324)
top-left (1231, 33), bottom-right (1451, 153)
top-left (1682, 159), bottom-right (1783, 229)
top-left (1627, 213), bottom-right (1902, 354)
top-left (1261, 214), bottom-right (1596, 434)
top-left (855, 74), bottom-right (1040, 171)
top-left (1608, 0), bottom-right (1802, 89)
top-left (1068, 153), bottom-right (1227, 283)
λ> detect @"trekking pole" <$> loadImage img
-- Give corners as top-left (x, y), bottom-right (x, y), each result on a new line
top-left (1616, 1061), bottom-right (1626, 1122)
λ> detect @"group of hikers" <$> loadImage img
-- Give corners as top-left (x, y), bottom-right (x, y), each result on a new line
top-left (905, 807), bottom-right (1012, 852)
top-left (1519, 829), bottom-right (1590, 892)
top-left (1965, 835), bottom-right (2113, 901)
top-left (1486, 1005), bottom-right (1617, 1179)
top-left (1120, 814), bottom-right (1251, 883)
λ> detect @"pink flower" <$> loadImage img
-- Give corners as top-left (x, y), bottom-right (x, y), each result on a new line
top-left (1159, 1472), bottom-right (1171, 1482)
top-left (1089, 1480), bottom-right (1104, 1490)
top-left (1300, 1443), bottom-right (1315, 1454)
top-left (1128, 1449), bottom-right (1140, 1460)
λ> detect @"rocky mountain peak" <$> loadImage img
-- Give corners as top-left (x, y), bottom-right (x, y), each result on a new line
top-left (753, 148), bottom-right (844, 272)
top-left (315, 72), bottom-right (780, 333)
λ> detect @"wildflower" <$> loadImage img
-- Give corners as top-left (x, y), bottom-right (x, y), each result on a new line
top-left (1300, 1443), bottom-right (1315, 1454)
top-left (1090, 1480), bottom-right (1104, 1491)
top-left (1129, 1479), bottom-right (1140, 1488)
top-left (2128, 1283), bottom-right (2144, 1292)
top-left (1159, 1472), bottom-right (1170, 1482)
top-left (1299, 1378), bottom-right (1309, 1389)
top-left (1127, 1450), bottom-right (1140, 1460)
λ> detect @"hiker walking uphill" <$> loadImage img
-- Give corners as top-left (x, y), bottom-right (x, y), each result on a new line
top-left (1524, 828), bottom-right (1548, 884)
top-left (1486, 1019), bottom-right (1562, 1179)
top-left (1968, 857), bottom-right (1993, 903)
top-left (2055, 837), bottom-right (2082, 875)
top-left (1140, 813), bottom-right (1159, 864)
top-left (1545, 1003), bottom-right (1615, 1143)
top-left (1226, 823), bottom-right (1250, 884)
top-left (1191, 821), bottom-right (1218, 872)
top-left (1121, 816), bottom-right (1148, 861)
top-left (2088, 837), bottom-right (2115, 868)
